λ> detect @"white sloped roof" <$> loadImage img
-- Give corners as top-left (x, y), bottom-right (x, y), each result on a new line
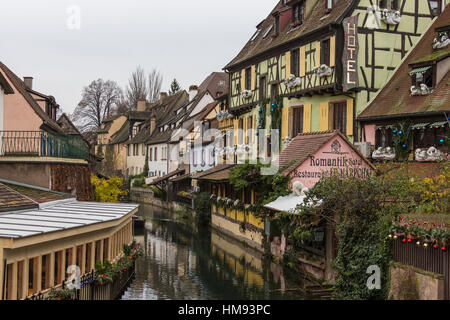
top-left (0, 200), bottom-right (139, 239)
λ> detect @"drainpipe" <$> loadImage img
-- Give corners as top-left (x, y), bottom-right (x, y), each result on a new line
top-left (2, 259), bottom-right (6, 300)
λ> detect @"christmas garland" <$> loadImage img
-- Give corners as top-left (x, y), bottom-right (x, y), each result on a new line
top-left (256, 99), bottom-right (270, 137)
top-left (388, 216), bottom-right (449, 251)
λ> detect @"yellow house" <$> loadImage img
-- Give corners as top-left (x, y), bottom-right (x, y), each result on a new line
top-left (223, 0), bottom-right (448, 154)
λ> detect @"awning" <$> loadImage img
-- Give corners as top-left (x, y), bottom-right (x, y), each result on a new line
top-left (0, 200), bottom-right (139, 239)
top-left (411, 123), bottom-right (430, 130)
top-left (264, 194), bottom-right (308, 213)
top-left (408, 66), bottom-right (431, 75)
top-left (149, 169), bottom-right (185, 185)
top-left (170, 173), bottom-right (192, 183)
top-left (429, 121), bottom-right (449, 128)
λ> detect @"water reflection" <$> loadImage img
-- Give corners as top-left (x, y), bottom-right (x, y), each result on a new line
top-left (122, 205), bottom-right (310, 300)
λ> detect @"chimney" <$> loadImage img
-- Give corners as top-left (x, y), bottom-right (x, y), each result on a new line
top-left (150, 116), bottom-right (157, 135)
top-left (137, 99), bottom-right (147, 112)
top-left (23, 77), bottom-right (33, 90)
top-left (189, 85), bottom-right (198, 101)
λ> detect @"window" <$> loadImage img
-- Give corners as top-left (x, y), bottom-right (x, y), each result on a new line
top-left (292, 2), bottom-right (305, 26)
top-left (238, 118), bottom-right (244, 144)
top-left (271, 83), bottom-right (279, 99)
top-left (142, 144), bottom-right (145, 156)
top-left (379, 0), bottom-right (398, 10)
top-left (193, 151), bottom-right (197, 167)
top-left (428, 0), bottom-right (442, 16)
top-left (412, 67), bottom-right (433, 88)
top-left (263, 25), bottom-right (273, 39)
top-left (201, 150), bottom-right (206, 166)
top-left (250, 29), bottom-right (261, 41)
top-left (260, 76), bottom-right (267, 100)
top-left (321, 39), bottom-right (331, 66)
top-left (275, 14), bottom-right (280, 35)
top-left (326, 0), bottom-right (334, 11)
top-left (154, 147), bottom-right (158, 161)
top-left (127, 145), bottom-right (130, 157)
top-left (292, 106), bottom-right (304, 137)
top-left (149, 147), bottom-right (153, 161)
top-left (332, 102), bottom-right (347, 135)
top-left (291, 49), bottom-right (300, 76)
top-left (209, 148), bottom-right (215, 166)
top-left (245, 67), bottom-right (252, 90)
top-left (247, 116), bottom-right (253, 143)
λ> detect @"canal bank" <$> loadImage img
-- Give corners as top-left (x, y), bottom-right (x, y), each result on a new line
top-left (122, 204), bottom-right (328, 300)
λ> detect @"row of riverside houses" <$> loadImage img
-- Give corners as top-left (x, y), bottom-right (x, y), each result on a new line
top-left (97, 1), bottom-right (449, 295)
top-left (0, 61), bottom-right (139, 300)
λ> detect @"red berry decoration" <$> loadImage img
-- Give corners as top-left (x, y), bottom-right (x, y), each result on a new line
top-left (402, 239), bottom-right (407, 243)
top-left (434, 244), bottom-right (439, 249)
top-left (442, 247), bottom-right (447, 252)
top-left (407, 239), bottom-right (412, 243)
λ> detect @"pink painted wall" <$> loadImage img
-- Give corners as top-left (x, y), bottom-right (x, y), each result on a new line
top-left (0, 69), bottom-right (43, 132)
top-left (289, 135), bottom-right (373, 189)
top-left (363, 124), bottom-right (376, 146)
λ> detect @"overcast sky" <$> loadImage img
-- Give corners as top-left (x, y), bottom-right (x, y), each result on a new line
top-left (0, 0), bottom-right (276, 114)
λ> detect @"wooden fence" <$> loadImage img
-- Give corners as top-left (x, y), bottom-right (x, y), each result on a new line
top-left (393, 240), bottom-right (449, 300)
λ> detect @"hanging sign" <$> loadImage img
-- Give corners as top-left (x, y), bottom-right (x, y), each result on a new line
top-left (342, 14), bottom-right (359, 92)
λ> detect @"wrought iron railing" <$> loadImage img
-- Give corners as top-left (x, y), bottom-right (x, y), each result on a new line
top-left (0, 131), bottom-right (89, 160)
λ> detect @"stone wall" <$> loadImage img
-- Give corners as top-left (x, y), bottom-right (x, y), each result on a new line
top-left (389, 263), bottom-right (445, 300)
top-left (51, 164), bottom-right (93, 201)
top-left (130, 187), bottom-right (186, 212)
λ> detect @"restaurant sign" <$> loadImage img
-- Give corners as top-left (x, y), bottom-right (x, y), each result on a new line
top-left (342, 14), bottom-right (359, 92)
top-left (290, 135), bottom-right (372, 189)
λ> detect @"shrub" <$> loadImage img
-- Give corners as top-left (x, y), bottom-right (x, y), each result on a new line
top-left (193, 192), bottom-right (211, 226)
top-left (91, 175), bottom-right (128, 203)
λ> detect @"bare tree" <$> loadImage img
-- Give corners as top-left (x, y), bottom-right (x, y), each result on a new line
top-left (72, 79), bottom-right (123, 132)
top-left (125, 66), bottom-right (149, 110)
top-left (148, 68), bottom-right (163, 103)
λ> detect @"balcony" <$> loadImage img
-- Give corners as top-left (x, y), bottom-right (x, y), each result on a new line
top-left (0, 131), bottom-right (89, 160)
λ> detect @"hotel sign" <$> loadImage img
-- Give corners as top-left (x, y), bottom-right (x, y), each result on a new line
top-left (342, 15), bottom-right (359, 92)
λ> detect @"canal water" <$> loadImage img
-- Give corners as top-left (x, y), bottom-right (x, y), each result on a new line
top-left (121, 204), bottom-right (315, 300)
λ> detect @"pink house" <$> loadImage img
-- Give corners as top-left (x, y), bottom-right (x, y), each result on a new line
top-left (280, 130), bottom-right (374, 190)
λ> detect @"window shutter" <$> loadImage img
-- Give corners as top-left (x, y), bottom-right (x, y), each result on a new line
top-left (281, 107), bottom-right (289, 139)
top-left (346, 99), bottom-right (354, 136)
top-left (251, 65), bottom-right (256, 91)
top-left (303, 104), bottom-right (312, 133)
top-left (330, 36), bottom-right (336, 67)
top-left (285, 51), bottom-right (291, 77)
top-left (244, 116), bottom-right (248, 144)
top-left (241, 70), bottom-right (246, 92)
top-left (315, 42), bottom-right (321, 68)
top-left (300, 46), bottom-right (306, 77)
top-left (288, 108), bottom-right (294, 138)
top-left (233, 119), bottom-right (238, 146)
top-left (320, 102), bottom-right (329, 131)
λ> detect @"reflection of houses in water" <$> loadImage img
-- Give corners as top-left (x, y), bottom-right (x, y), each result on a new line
top-left (210, 230), bottom-right (286, 296)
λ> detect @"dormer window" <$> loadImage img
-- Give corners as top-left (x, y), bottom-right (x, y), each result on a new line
top-left (325, 0), bottom-right (335, 14)
top-left (275, 14), bottom-right (280, 36)
top-left (409, 66), bottom-right (434, 95)
top-left (292, 2), bottom-right (305, 27)
top-left (428, 0), bottom-right (442, 16)
top-left (379, 0), bottom-right (398, 10)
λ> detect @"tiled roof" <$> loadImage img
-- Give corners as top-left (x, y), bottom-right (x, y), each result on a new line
top-left (197, 72), bottom-right (229, 98)
top-left (0, 183), bottom-right (38, 212)
top-left (149, 169), bottom-right (185, 185)
top-left (224, 0), bottom-right (354, 70)
top-left (358, 5), bottom-right (450, 120)
top-left (0, 71), bottom-right (14, 94)
top-left (110, 121), bottom-right (130, 145)
top-left (4, 183), bottom-right (73, 204)
top-left (193, 164), bottom-right (235, 180)
top-left (0, 61), bottom-right (64, 133)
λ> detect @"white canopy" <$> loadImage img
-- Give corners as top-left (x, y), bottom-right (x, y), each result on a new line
top-left (0, 200), bottom-right (139, 239)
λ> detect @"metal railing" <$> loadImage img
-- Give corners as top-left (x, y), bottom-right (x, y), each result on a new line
top-left (393, 240), bottom-right (449, 300)
top-left (0, 131), bottom-right (89, 160)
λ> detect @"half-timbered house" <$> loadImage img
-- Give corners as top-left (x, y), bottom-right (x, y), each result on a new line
top-left (223, 0), bottom-right (448, 159)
